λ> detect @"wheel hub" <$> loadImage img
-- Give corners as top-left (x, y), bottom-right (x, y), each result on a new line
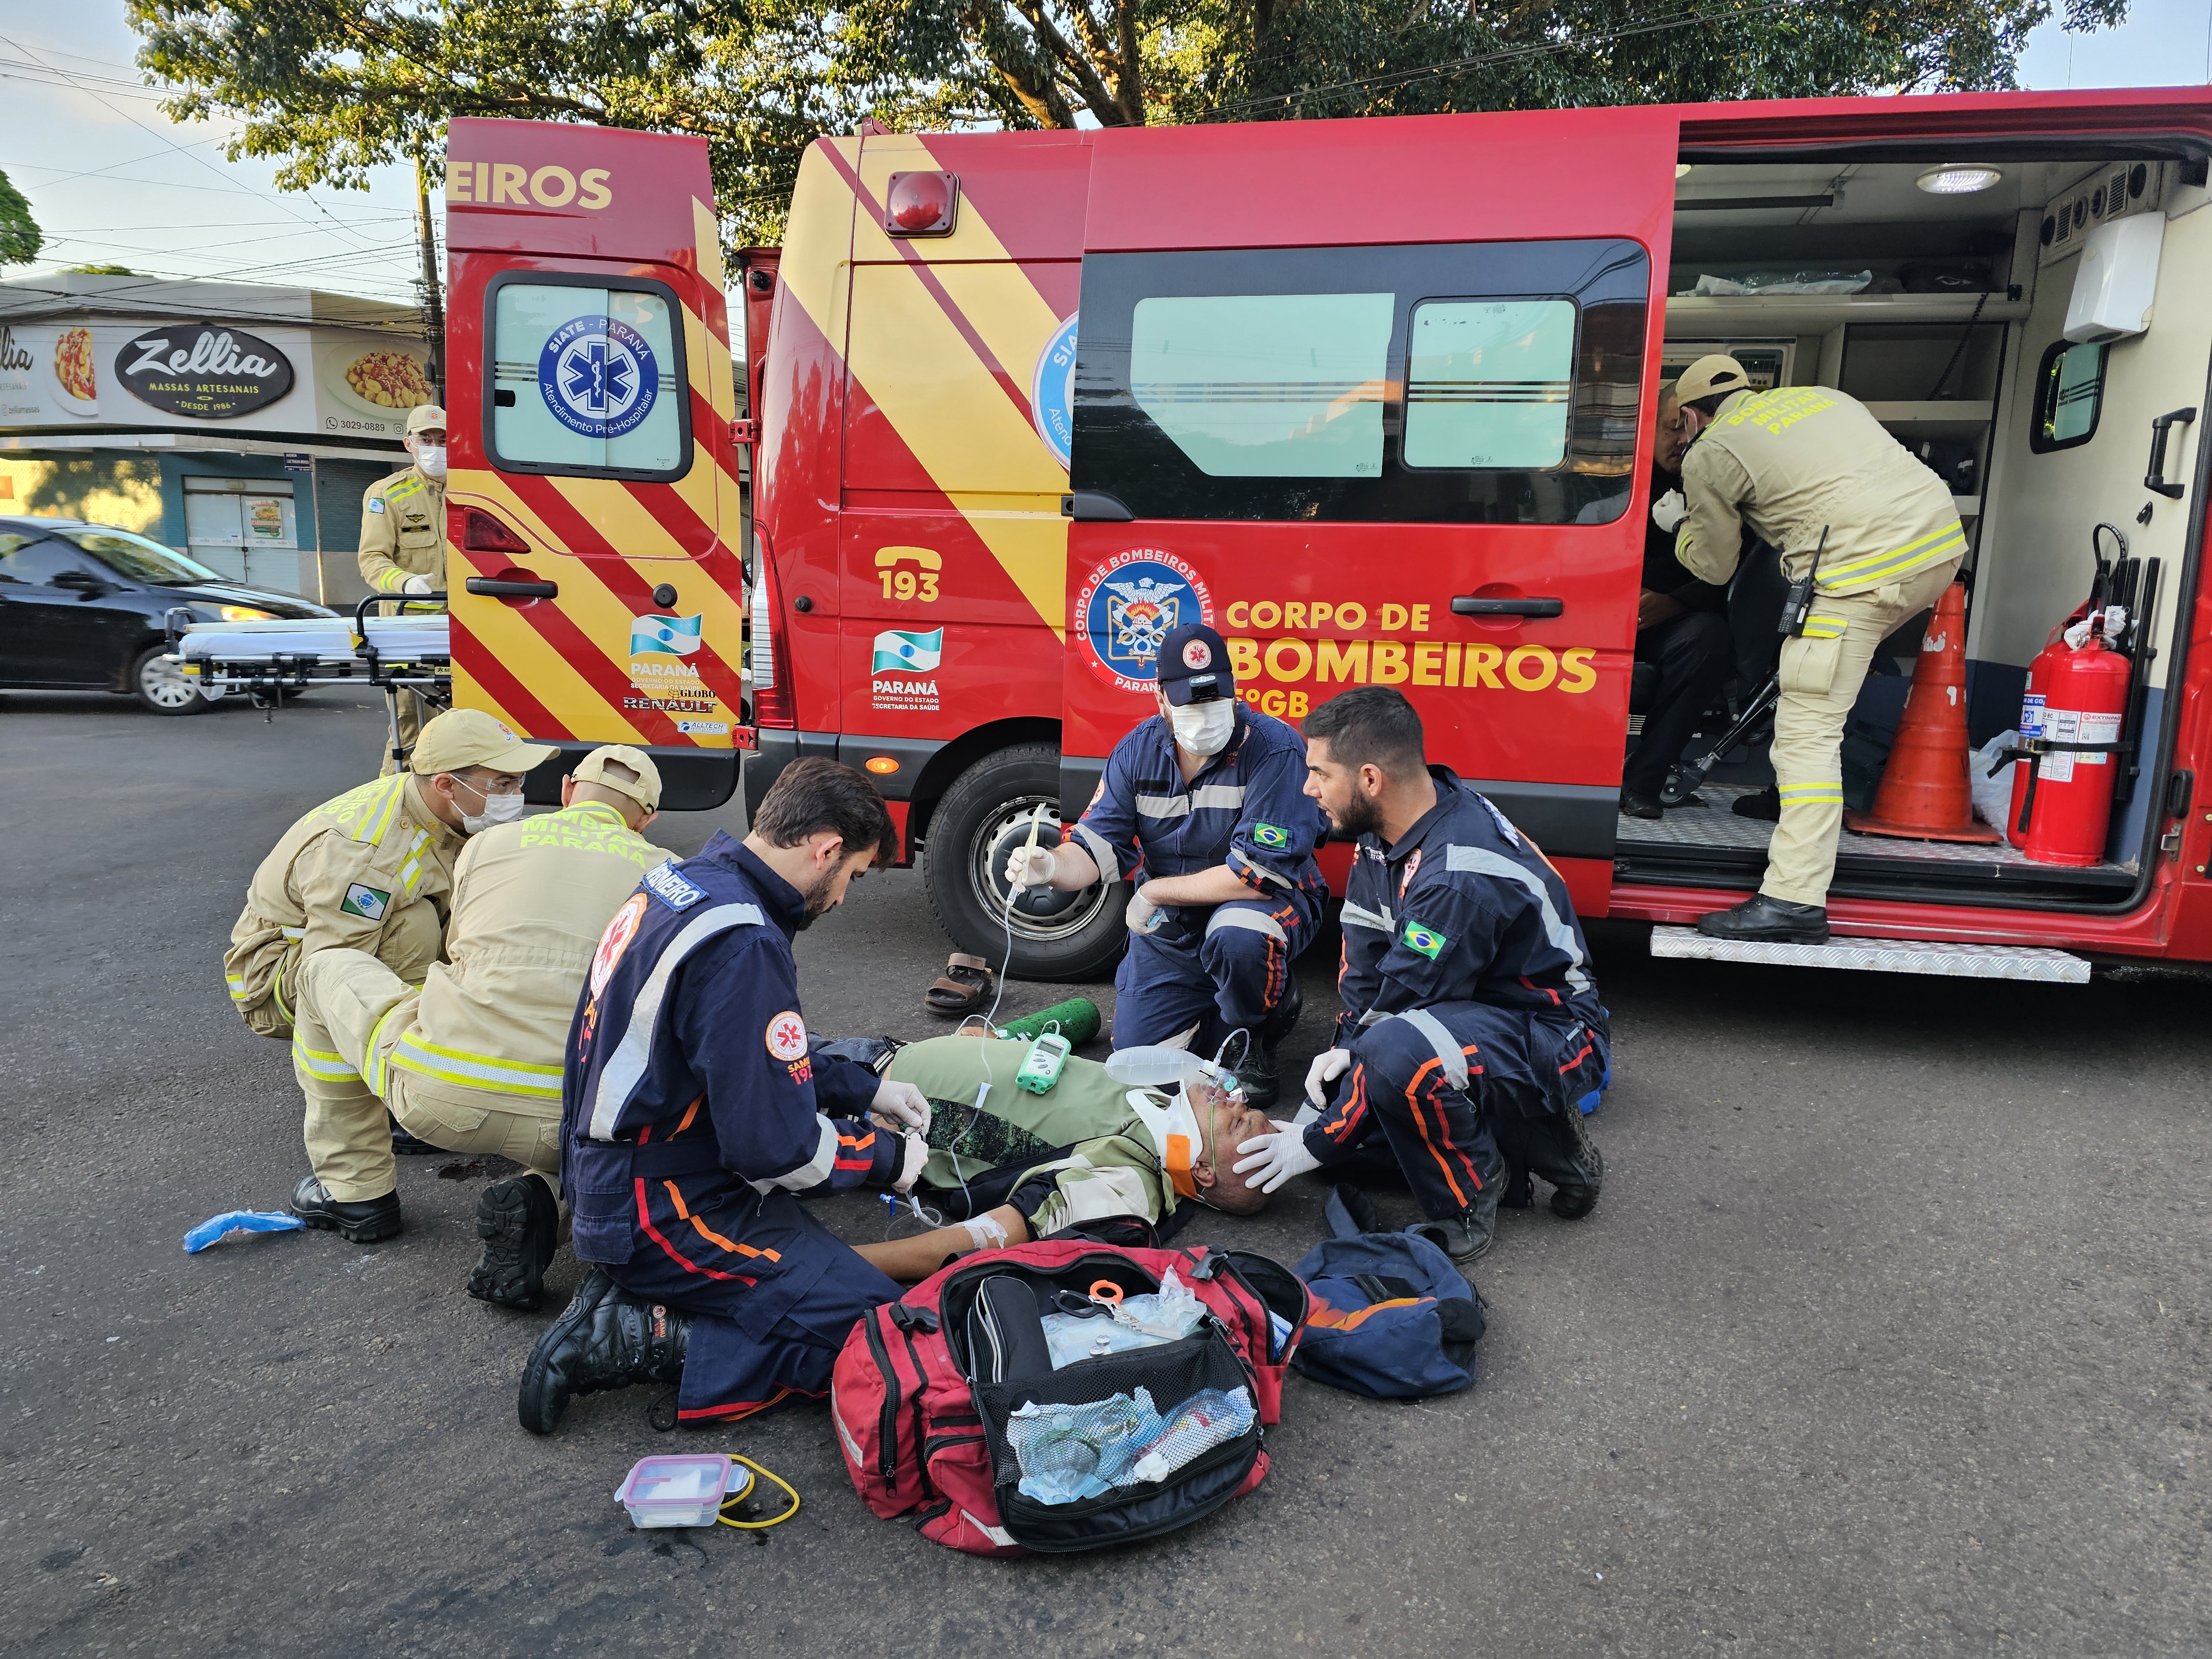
top-left (971, 796), bottom-right (1113, 943)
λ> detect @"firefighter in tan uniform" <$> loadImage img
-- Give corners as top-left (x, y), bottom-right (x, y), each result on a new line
top-left (359, 403), bottom-right (449, 773)
top-left (286, 746), bottom-right (677, 1312)
top-left (1671, 354), bottom-right (1968, 943)
top-left (224, 708), bottom-right (547, 1041)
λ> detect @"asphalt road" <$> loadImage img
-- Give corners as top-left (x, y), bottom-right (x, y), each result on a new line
top-left (3, 690), bottom-right (2208, 1658)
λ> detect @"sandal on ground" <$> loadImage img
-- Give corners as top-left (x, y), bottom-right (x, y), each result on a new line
top-left (926, 952), bottom-right (995, 1017)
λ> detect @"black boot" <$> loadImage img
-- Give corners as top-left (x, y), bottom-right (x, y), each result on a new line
top-left (1730, 786), bottom-right (1781, 822)
top-left (1695, 893), bottom-right (1830, 943)
top-left (1410, 1206), bottom-right (1496, 1263)
top-left (289, 1175), bottom-right (403, 1244)
top-left (1234, 979), bottom-right (1303, 1109)
top-left (1546, 1110), bottom-right (1605, 1221)
top-left (468, 1175), bottom-right (559, 1311)
top-left (389, 1111), bottom-right (441, 1156)
top-left (517, 1267), bottom-right (690, 1434)
top-left (1619, 786), bottom-right (1664, 820)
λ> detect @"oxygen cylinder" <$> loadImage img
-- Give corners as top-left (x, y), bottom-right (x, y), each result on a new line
top-left (2020, 633), bottom-right (2132, 867)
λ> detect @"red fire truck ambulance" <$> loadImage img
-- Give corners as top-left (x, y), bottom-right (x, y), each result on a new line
top-left (429, 91), bottom-right (2212, 985)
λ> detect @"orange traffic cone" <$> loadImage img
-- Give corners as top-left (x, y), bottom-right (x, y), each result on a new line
top-left (1845, 582), bottom-right (2001, 843)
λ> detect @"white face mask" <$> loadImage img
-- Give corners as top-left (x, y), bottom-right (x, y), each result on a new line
top-left (1169, 699), bottom-right (1235, 758)
top-left (414, 444), bottom-right (447, 479)
top-left (456, 778), bottom-right (525, 834)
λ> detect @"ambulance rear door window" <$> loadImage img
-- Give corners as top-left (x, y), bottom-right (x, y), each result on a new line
top-left (485, 272), bottom-right (692, 482)
top-left (2030, 338), bottom-right (2105, 453)
top-left (1073, 239), bottom-right (1647, 525)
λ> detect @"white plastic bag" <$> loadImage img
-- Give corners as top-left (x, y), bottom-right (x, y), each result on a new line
top-left (1971, 731), bottom-right (2019, 831)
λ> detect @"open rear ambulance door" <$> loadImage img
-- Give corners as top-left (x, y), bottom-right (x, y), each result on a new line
top-left (1060, 106), bottom-right (1681, 914)
top-left (443, 117), bottom-right (749, 808)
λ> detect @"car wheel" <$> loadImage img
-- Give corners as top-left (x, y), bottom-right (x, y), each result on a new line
top-left (924, 743), bottom-right (1128, 983)
top-left (131, 644), bottom-right (212, 716)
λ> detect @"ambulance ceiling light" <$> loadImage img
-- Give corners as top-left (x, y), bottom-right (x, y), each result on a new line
top-left (1917, 165), bottom-right (2004, 195)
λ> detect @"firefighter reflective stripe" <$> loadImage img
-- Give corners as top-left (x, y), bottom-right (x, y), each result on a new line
top-left (363, 1000), bottom-right (408, 1095)
top-left (350, 776), bottom-right (406, 846)
top-left (293, 1036), bottom-right (358, 1081)
top-left (390, 1033), bottom-right (564, 1098)
top-left (376, 567), bottom-right (413, 593)
top-left (1339, 899), bottom-right (1394, 933)
top-left (588, 903), bottom-right (765, 1140)
top-left (280, 926), bottom-right (305, 939)
top-left (1817, 521), bottom-right (1968, 591)
top-left (1133, 784), bottom-right (1246, 820)
top-left (1778, 781), bottom-right (1845, 805)
top-left (398, 828), bottom-right (430, 893)
top-left (270, 967), bottom-right (293, 1025)
top-left (1442, 844), bottom-right (1593, 993)
top-left (226, 973), bottom-right (249, 1001)
top-left (1800, 614), bottom-right (1849, 640)
top-left (1229, 847), bottom-right (1291, 889)
top-left (1070, 820), bottom-right (1120, 872)
top-left (746, 1115), bottom-right (842, 1196)
top-left (1134, 793), bottom-right (1188, 820)
top-left (1388, 1006), bottom-right (1470, 1092)
top-left (1204, 905), bottom-right (1287, 942)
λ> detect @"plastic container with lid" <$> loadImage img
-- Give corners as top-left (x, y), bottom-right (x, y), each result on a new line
top-left (613, 1453), bottom-right (752, 1528)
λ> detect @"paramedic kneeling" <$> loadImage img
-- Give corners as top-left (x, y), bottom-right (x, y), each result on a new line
top-left (1006, 622), bottom-right (1327, 1106)
top-left (517, 760), bottom-right (930, 1433)
top-left (1671, 353), bottom-right (1968, 942)
top-left (1235, 687), bottom-right (1608, 1262)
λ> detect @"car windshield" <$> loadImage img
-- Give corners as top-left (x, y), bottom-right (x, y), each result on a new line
top-left (54, 525), bottom-right (223, 585)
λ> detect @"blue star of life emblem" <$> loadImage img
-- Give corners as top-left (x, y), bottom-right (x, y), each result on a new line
top-left (539, 314), bottom-right (659, 440)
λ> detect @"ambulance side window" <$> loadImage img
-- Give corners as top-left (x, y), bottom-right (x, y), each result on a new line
top-left (1073, 239), bottom-right (1647, 526)
top-left (484, 273), bottom-right (692, 482)
top-left (2030, 340), bottom-right (2105, 453)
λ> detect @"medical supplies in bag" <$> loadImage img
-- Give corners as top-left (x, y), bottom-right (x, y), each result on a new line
top-left (831, 1238), bottom-right (1306, 1556)
top-left (1037, 1265), bottom-right (1207, 1368)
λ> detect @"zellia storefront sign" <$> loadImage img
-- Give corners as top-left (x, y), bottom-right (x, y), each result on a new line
top-left (114, 323), bottom-right (295, 419)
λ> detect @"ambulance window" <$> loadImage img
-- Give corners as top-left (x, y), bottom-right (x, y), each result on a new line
top-left (1402, 300), bottom-right (1576, 469)
top-left (1129, 293), bottom-right (1394, 478)
top-left (484, 274), bottom-right (692, 482)
top-left (1072, 239), bottom-right (1646, 525)
top-left (2031, 340), bottom-right (2105, 453)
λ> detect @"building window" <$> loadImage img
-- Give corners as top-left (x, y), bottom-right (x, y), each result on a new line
top-left (2031, 339), bottom-right (2105, 453)
top-left (486, 273), bottom-right (690, 481)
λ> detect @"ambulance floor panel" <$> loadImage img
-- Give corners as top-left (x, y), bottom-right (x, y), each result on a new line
top-left (1615, 784), bottom-right (2137, 893)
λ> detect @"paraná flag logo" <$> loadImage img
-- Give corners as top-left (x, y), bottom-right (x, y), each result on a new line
top-left (873, 628), bottom-right (943, 674)
top-left (630, 613), bottom-right (702, 657)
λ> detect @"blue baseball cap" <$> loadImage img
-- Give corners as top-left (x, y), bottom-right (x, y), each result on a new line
top-left (1155, 623), bottom-right (1235, 706)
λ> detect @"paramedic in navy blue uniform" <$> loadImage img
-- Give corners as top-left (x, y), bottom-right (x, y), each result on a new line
top-left (1006, 622), bottom-right (1328, 1107)
top-left (1234, 687), bottom-right (1607, 1261)
top-left (518, 760), bottom-right (931, 1434)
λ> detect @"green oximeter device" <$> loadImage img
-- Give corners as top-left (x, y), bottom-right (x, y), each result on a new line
top-left (1015, 1031), bottom-right (1071, 1095)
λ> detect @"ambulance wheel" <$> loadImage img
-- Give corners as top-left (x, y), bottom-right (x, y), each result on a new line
top-left (131, 645), bottom-right (213, 715)
top-left (925, 744), bottom-right (1127, 984)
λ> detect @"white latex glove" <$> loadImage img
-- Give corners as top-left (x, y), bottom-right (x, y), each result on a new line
top-left (1651, 489), bottom-right (1687, 534)
top-left (1233, 1120), bottom-right (1322, 1194)
top-left (401, 573), bottom-right (433, 596)
top-left (1004, 844), bottom-right (1057, 890)
top-left (871, 1078), bottom-right (932, 1135)
top-left (893, 1133), bottom-right (928, 1196)
top-left (1304, 1046), bottom-right (1353, 1108)
top-left (1125, 888), bottom-right (1166, 936)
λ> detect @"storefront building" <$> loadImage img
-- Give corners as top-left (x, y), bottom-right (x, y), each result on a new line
top-left (0, 273), bottom-right (436, 604)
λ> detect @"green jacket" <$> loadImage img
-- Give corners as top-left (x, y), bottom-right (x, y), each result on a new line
top-left (886, 1035), bottom-right (1186, 1233)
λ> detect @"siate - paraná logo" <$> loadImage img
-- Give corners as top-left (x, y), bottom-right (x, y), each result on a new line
top-left (115, 322), bottom-right (295, 419)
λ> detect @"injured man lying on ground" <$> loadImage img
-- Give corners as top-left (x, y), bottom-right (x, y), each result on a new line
top-left (842, 1032), bottom-right (1273, 1283)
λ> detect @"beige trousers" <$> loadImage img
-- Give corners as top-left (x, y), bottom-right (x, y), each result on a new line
top-left (377, 689), bottom-right (425, 778)
top-left (293, 947), bottom-right (562, 1203)
top-left (1762, 557), bottom-right (1964, 907)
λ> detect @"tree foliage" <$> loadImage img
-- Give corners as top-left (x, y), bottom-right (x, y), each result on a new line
top-left (0, 169), bottom-right (42, 268)
top-left (129, 0), bottom-right (2129, 247)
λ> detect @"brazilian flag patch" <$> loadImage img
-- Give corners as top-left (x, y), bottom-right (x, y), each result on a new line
top-left (1250, 822), bottom-right (1291, 849)
top-left (1401, 919), bottom-right (1447, 959)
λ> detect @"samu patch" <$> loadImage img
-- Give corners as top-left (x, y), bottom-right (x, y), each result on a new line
top-left (1250, 822), bottom-right (1291, 849)
top-left (1400, 919), bottom-right (1447, 960)
top-left (765, 1011), bottom-right (808, 1062)
top-left (643, 861), bottom-right (707, 911)
top-left (341, 883), bottom-right (390, 921)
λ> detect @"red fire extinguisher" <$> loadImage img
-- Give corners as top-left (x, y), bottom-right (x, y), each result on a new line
top-left (2006, 623), bottom-right (2075, 848)
top-left (2018, 626), bottom-right (2132, 866)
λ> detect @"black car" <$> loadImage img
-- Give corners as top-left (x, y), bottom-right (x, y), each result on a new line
top-left (0, 517), bottom-right (336, 714)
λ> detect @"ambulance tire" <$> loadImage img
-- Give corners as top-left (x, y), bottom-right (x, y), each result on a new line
top-left (925, 744), bottom-right (1128, 984)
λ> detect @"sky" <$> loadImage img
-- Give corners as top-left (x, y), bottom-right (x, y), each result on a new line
top-left (1, 1), bottom-right (2209, 309)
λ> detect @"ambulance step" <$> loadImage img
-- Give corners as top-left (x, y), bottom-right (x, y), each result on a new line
top-left (1647, 926), bottom-right (2091, 983)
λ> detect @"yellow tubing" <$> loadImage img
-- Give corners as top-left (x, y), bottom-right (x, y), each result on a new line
top-left (717, 1457), bottom-right (801, 1530)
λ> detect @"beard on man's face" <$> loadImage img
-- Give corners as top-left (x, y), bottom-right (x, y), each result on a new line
top-left (1331, 786), bottom-right (1385, 841)
top-left (797, 869), bottom-right (842, 928)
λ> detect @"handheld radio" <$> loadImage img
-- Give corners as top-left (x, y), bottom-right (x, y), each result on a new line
top-left (1779, 525), bottom-right (1832, 638)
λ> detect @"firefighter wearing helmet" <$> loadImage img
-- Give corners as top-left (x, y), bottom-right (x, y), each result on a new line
top-left (1670, 354), bottom-right (1968, 943)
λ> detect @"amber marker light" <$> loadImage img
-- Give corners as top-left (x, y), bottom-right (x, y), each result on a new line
top-left (865, 756), bottom-right (900, 774)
